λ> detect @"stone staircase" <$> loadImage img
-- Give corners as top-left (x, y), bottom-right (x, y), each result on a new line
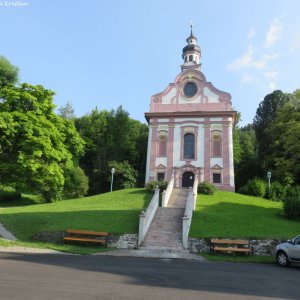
top-left (141, 188), bottom-right (189, 251)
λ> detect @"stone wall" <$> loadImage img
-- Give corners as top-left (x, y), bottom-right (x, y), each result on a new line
top-left (108, 234), bottom-right (138, 249)
top-left (188, 238), bottom-right (287, 256)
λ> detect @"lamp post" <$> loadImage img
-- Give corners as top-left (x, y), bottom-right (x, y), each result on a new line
top-left (267, 171), bottom-right (271, 195)
top-left (110, 168), bottom-right (115, 192)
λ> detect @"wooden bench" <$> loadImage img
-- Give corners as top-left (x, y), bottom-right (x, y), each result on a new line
top-left (64, 229), bottom-right (108, 247)
top-left (210, 239), bottom-right (253, 255)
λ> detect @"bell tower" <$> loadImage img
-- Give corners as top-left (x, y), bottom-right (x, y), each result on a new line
top-left (181, 24), bottom-right (201, 71)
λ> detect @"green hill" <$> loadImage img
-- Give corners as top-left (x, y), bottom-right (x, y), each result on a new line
top-left (190, 191), bottom-right (300, 239)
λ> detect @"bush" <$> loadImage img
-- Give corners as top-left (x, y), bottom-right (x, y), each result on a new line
top-left (265, 181), bottom-right (287, 201)
top-left (197, 181), bottom-right (217, 195)
top-left (238, 178), bottom-right (266, 197)
top-left (145, 180), bottom-right (168, 193)
top-left (0, 191), bottom-right (21, 202)
top-left (283, 186), bottom-right (300, 218)
top-left (63, 166), bottom-right (89, 199)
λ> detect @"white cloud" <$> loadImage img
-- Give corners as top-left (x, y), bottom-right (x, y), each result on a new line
top-left (241, 73), bottom-right (254, 83)
top-left (265, 71), bottom-right (279, 81)
top-left (264, 18), bottom-right (283, 48)
top-left (227, 46), bottom-right (254, 70)
top-left (227, 47), bottom-right (278, 71)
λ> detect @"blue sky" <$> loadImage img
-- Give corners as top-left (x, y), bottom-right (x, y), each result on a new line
top-left (1, 0), bottom-right (300, 126)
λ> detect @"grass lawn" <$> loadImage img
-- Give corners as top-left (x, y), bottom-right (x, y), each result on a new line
top-left (0, 188), bottom-right (152, 243)
top-left (190, 191), bottom-right (300, 239)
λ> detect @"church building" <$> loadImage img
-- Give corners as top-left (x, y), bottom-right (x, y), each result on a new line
top-left (145, 27), bottom-right (236, 191)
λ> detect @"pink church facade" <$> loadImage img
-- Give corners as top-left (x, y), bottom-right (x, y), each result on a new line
top-left (145, 28), bottom-right (236, 191)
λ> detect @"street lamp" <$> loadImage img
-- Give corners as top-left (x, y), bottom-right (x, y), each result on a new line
top-left (267, 171), bottom-right (272, 195)
top-left (110, 168), bottom-right (115, 192)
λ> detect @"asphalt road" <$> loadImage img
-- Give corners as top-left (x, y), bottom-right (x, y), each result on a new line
top-left (0, 253), bottom-right (299, 300)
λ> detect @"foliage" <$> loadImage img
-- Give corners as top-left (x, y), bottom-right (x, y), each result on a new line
top-left (265, 181), bottom-right (287, 202)
top-left (0, 56), bottom-right (19, 87)
top-left (238, 178), bottom-right (266, 198)
top-left (253, 90), bottom-right (293, 176)
top-left (190, 191), bottom-right (300, 239)
top-left (63, 166), bottom-right (89, 199)
top-left (58, 102), bottom-right (75, 119)
top-left (0, 191), bottom-right (21, 202)
top-left (75, 106), bottom-right (148, 194)
top-left (234, 124), bottom-right (260, 190)
top-left (108, 160), bottom-right (137, 190)
top-left (283, 186), bottom-right (300, 218)
top-left (268, 93), bottom-right (300, 185)
top-left (0, 83), bottom-right (85, 202)
top-left (197, 181), bottom-right (217, 195)
top-left (145, 180), bottom-right (168, 193)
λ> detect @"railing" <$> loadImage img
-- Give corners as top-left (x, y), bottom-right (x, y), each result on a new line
top-left (138, 187), bottom-right (159, 246)
top-left (182, 176), bottom-right (198, 249)
top-left (162, 175), bottom-right (174, 207)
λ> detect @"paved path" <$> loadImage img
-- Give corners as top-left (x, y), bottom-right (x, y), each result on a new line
top-left (0, 223), bottom-right (17, 241)
top-left (1, 252), bottom-right (299, 300)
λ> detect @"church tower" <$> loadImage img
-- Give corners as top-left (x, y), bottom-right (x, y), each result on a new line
top-left (145, 28), bottom-right (236, 191)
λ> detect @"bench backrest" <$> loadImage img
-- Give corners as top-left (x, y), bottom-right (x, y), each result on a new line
top-left (211, 239), bottom-right (249, 245)
top-left (67, 229), bottom-right (108, 236)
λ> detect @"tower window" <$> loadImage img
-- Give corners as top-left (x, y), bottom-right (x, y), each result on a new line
top-left (185, 56), bottom-right (187, 62)
top-left (184, 133), bottom-right (195, 159)
top-left (189, 55), bottom-right (193, 62)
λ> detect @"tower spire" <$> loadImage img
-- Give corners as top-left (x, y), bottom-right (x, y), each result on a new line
top-left (181, 25), bottom-right (201, 71)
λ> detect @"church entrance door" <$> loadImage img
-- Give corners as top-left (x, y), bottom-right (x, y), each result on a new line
top-left (182, 172), bottom-right (195, 188)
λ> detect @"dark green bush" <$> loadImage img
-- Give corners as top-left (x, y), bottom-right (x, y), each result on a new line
top-left (238, 178), bottom-right (266, 197)
top-left (197, 181), bottom-right (217, 195)
top-left (145, 180), bottom-right (168, 193)
top-left (0, 191), bottom-right (21, 202)
top-left (265, 181), bottom-right (287, 201)
top-left (283, 186), bottom-right (300, 218)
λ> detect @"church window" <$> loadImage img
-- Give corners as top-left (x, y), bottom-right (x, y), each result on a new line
top-left (213, 173), bottom-right (221, 184)
top-left (189, 55), bottom-right (193, 62)
top-left (184, 133), bottom-right (195, 159)
top-left (211, 131), bottom-right (222, 157)
top-left (185, 56), bottom-right (187, 62)
top-left (157, 172), bottom-right (165, 181)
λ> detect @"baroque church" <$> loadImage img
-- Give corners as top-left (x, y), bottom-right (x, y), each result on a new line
top-left (145, 27), bottom-right (236, 191)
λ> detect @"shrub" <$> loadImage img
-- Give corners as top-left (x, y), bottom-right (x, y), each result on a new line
top-left (283, 186), bottom-right (300, 218)
top-left (0, 191), bottom-right (21, 202)
top-left (238, 178), bottom-right (266, 197)
top-left (265, 181), bottom-right (287, 201)
top-left (63, 166), bottom-right (89, 199)
top-left (145, 180), bottom-right (168, 193)
top-left (197, 181), bottom-right (217, 195)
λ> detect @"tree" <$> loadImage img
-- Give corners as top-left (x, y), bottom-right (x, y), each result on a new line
top-left (269, 91), bottom-right (300, 185)
top-left (0, 56), bottom-right (19, 87)
top-left (253, 90), bottom-right (292, 172)
top-left (75, 106), bottom-right (148, 194)
top-left (58, 102), bottom-right (75, 119)
top-left (0, 83), bottom-right (85, 202)
top-left (108, 161), bottom-right (137, 190)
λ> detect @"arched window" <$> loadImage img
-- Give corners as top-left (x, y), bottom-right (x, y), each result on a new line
top-left (212, 131), bottom-right (222, 157)
top-left (189, 55), bottom-right (193, 62)
top-left (184, 133), bottom-right (195, 159)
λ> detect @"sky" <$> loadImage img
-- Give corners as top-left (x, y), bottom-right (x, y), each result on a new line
top-left (1, 0), bottom-right (300, 126)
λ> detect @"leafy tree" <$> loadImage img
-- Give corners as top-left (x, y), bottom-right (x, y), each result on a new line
top-left (0, 56), bottom-right (19, 87)
top-left (269, 91), bottom-right (300, 185)
top-left (108, 160), bottom-right (137, 190)
top-left (253, 90), bottom-right (292, 172)
top-left (58, 102), bottom-right (75, 119)
top-left (63, 166), bottom-right (89, 199)
top-left (75, 106), bottom-right (148, 194)
top-left (0, 83), bottom-right (85, 202)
